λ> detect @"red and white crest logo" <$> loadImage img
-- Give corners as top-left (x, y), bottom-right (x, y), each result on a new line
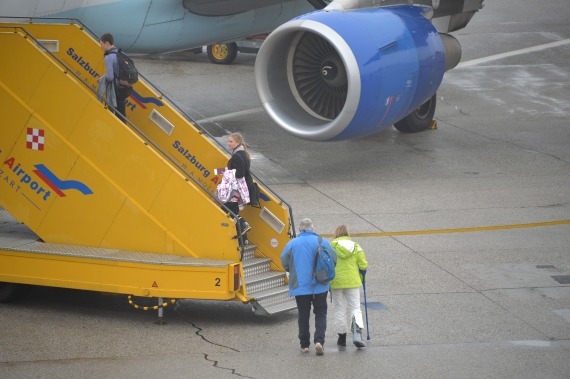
top-left (26, 128), bottom-right (45, 151)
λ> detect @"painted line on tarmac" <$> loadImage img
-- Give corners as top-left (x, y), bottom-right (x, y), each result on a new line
top-left (196, 107), bottom-right (264, 123)
top-left (457, 38), bottom-right (570, 68)
top-left (326, 220), bottom-right (570, 238)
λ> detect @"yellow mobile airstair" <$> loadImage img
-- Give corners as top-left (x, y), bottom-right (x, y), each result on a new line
top-left (0, 18), bottom-right (296, 316)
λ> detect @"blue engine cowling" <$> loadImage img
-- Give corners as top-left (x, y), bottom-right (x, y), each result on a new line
top-left (255, 5), bottom-right (449, 141)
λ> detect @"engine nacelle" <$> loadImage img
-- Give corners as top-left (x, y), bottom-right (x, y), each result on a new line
top-left (255, 5), bottom-right (459, 141)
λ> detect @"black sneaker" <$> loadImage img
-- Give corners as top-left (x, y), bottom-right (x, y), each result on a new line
top-left (337, 333), bottom-right (347, 347)
top-left (240, 220), bottom-right (251, 236)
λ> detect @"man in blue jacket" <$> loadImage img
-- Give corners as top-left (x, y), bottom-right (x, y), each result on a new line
top-left (281, 218), bottom-right (336, 355)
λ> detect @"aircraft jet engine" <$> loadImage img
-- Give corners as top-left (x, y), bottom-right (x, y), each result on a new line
top-left (255, 5), bottom-right (462, 141)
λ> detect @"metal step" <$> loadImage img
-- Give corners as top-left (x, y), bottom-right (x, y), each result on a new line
top-left (243, 270), bottom-right (286, 294)
top-left (249, 286), bottom-right (296, 315)
top-left (252, 298), bottom-right (297, 316)
top-left (241, 244), bottom-right (296, 315)
top-left (241, 244), bottom-right (256, 260)
top-left (242, 257), bottom-right (272, 277)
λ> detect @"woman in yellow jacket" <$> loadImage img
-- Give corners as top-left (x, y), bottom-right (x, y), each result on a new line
top-left (330, 224), bottom-right (368, 348)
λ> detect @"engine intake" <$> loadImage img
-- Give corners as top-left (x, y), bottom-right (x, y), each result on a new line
top-left (293, 32), bottom-right (348, 120)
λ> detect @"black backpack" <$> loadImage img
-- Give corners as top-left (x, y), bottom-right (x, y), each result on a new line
top-left (112, 49), bottom-right (138, 86)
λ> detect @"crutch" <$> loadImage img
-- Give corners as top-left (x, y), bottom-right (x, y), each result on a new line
top-left (363, 280), bottom-right (371, 340)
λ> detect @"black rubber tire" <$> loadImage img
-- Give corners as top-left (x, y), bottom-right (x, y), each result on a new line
top-left (207, 42), bottom-right (238, 65)
top-left (0, 282), bottom-right (30, 303)
top-left (394, 94), bottom-right (437, 133)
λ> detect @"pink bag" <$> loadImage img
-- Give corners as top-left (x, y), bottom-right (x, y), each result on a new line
top-left (236, 177), bottom-right (250, 205)
top-left (217, 169), bottom-right (250, 204)
top-left (216, 169), bottom-right (235, 202)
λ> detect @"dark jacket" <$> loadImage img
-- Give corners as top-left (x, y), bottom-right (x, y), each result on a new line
top-left (228, 150), bottom-right (249, 179)
top-left (228, 150), bottom-right (259, 206)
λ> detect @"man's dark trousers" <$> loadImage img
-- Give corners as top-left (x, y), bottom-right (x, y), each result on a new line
top-left (295, 292), bottom-right (328, 348)
top-left (115, 86), bottom-right (132, 123)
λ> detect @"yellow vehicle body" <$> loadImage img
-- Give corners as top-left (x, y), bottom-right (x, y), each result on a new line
top-left (0, 236), bottom-right (241, 300)
top-left (0, 19), bottom-right (295, 314)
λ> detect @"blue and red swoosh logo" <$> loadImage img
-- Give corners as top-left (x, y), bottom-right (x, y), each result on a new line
top-left (33, 164), bottom-right (93, 197)
top-left (129, 90), bottom-right (164, 109)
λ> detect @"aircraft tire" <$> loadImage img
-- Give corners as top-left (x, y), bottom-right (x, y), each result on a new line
top-left (394, 94), bottom-right (437, 133)
top-left (0, 282), bottom-right (30, 303)
top-left (207, 42), bottom-right (238, 65)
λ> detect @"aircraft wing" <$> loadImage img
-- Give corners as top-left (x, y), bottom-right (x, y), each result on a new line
top-left (325, 0), bottom-right (483, 33)
top-left (428, 0), bottom-right (484, 33)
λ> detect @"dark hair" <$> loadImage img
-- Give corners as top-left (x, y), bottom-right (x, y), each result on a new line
top-left (100, 33), bottom-right (114, 45)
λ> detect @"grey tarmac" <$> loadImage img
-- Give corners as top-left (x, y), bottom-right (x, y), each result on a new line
top-left (1, 1), bottom-right (569, 378)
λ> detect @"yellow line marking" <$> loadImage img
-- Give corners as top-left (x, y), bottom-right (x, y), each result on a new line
top-left (322, 220), bottom-right (570, 238)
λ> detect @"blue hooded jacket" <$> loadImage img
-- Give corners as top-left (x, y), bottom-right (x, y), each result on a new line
top-left (280, 230), bottom-right (335, 296)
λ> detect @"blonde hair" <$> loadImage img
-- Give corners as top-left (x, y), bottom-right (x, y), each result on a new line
top-left (334, 225), bottom-right (349, 239)
top-left (229, 132), bottom-right (250, 160)
top-left (229, 132), bottom-right (244, 145)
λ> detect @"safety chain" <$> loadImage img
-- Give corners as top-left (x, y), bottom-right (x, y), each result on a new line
top-left (127, 295), bottom-right (176, 311)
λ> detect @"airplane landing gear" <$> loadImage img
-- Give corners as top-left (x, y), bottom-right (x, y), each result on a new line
top-left (394, 94), bottom-right (437, 133)
top-left (207, 42), bottom-right (238, 64)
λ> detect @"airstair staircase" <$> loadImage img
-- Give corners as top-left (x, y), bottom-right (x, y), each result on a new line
top-left (0, 18), bottom-right (296, 316)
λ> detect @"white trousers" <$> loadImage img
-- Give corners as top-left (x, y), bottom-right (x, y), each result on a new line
top-left (332, 287), bottom-right (364, 333)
